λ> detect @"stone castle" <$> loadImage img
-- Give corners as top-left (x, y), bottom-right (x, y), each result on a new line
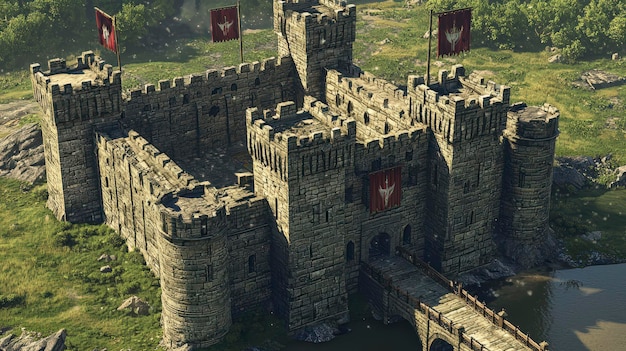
top-left (30, 0), bottom-right (558, 348)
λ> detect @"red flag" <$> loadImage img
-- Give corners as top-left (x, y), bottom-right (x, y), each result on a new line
top-left (369, 167), bottom-right (402, 214)
top-left (211, 6), bottom-right (240, 42)
top-left (437, 8), bottom-right (471, 57)
top-left (95, 8), bottom-right (117, 53)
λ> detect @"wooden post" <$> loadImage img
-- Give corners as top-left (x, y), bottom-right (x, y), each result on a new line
top-left (114, 16), bottom-right (122, 71)
top-left (426, 9), bottom-right (433, 86)
top-left (237, 0), bottom-right (243, 63)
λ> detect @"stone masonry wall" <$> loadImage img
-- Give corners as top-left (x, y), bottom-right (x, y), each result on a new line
top-left (275, 0), bottom-right (356, 100)
top-left (406, 66), bottom-right (510, 274)
top-left (500, 103), bottom-right (559, 267)
top-left (324, 68), bottom-right (429, 292)
top-left (247, 99), bottom-right (353, 329)
top-left (31, 52), bottom-right (122, 223)
top-left (96, 128), bottom-right (274, 348)
top-left (121, 57), bottom-right (296, 161)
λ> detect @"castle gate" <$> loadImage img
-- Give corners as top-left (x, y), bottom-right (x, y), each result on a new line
top-left (359, 247), bottom-right (550, 351)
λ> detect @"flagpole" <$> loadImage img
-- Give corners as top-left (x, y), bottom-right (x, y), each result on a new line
top-left (426, 9), bottom-right (433, 86)
top-left (114, 16), bottom-right (122, 71)
top-left (237, 0), bottom-right (243, 63)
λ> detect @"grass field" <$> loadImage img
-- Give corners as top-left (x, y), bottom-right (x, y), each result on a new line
top-left (0, 0), bottom-right (625, 349)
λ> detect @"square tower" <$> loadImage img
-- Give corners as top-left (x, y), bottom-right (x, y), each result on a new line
top-left (246, 97), bottom-right (356, 330)
top-left (30, 51), bottom-right (122, 222)
top-left (274, 0), bottom-right (356, 101)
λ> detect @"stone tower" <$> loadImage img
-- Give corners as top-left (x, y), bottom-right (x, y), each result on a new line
top-left (274, 0), bottom-right (356, 101)
top-left (30, 51), bottom-right (121, 223)
top-left (407, 66), bottom-right (510, 274)
top-left (500, 102), bottom-right (559, 267)
top-left (158, 187), bottom-right (232, 349)
top-left (246, 97), bottom-right (354, 330)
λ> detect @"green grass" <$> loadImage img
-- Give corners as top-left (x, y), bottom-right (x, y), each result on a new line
top-left (1, 0), bottom-right (626, 347)
top-left (551, 188), bottom-right (626, 262)
top-left (0, 178), bottom-right (162, 350)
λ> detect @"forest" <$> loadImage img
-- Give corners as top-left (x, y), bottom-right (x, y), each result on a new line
top-left (426, 0), bottom-right (626, 60)
top-left (1, 0), bottom-right (625, 69)
top-left (0, 0), bottom-right (271, 69)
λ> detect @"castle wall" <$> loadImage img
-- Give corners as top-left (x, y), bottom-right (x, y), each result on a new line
top-left (31, 52), bottom-right (122, 223)
top-left (121, 57), bottom-right (296, 161)
top-left (407, 67), bottom-right (510, 274)
top-left (96, 128), bottom-right (275, 348)
top-left (247, 100), bottom-right (353, 329)
top-left (500, 103), bottom-right (559, 267)
top-left (224, 189), bottom-right (273, 314)
top-left (324, 68), bottom-right (429, 291)
top-left (275, 1), bottom-right (356, 100)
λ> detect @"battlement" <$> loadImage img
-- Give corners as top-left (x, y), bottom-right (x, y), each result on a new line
top-left (31, 51), bottom-right (122, 125)
top-left (246, 99), bottom-right (356, 150)
top-left (124, 56), bottom-right (293, 101)
top-left (361, 126), bottom-right (427, 156)
top-left (408, 65), bottom-right (510, 114)
top-left (159, 187), bottom-right (227, 241)
top-left (505, 102), bottom-right (559, 141)
top-left (30, 51), bottom-right (121, 97)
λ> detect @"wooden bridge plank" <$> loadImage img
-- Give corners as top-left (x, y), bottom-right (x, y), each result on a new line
top-left (362, 257), bottom-right (537, 351)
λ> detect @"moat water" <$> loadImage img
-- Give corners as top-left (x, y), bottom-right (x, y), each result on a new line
top-left (284, 263), bottom-right (626, 351)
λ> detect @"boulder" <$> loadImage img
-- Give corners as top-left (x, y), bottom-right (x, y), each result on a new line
top-left (117, 296), bottom-right (150, 316)
top-left (293, 323), bottom-right (338, 343)
top-left (99, 265), bottom-right (112, 273)
top-left (0, 329), bottom-right (66, 351)
top-left (0, 123), bottom-right (45, 184)
top-left (548, 54), bottom-right (562, 63)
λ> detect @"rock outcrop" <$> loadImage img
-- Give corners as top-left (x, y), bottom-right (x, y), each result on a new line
top-left (0, 123), bottom-right (45, 184)
top-left (0, 329), bottom-right (66, 351)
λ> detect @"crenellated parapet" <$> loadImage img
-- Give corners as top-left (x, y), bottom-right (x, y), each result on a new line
top-left (274, 0), bottom-right (356, 99)
top-left (31, 51), bottom-right (122, 125)
top-left (504, 102), bottom-right (559, 143)
top-left (407, 65), bottom-right (510, 145)
top-left (124, 56), bottom-right (292, 104)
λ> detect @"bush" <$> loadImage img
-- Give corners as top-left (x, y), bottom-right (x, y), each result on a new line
top-left (0, 293), bottom-right (26, 308)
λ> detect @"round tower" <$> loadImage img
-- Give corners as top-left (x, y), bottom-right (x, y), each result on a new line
top-left (500, 102), bottom-right (559, 267)
top-left (157, 192), bottom-right (231, 349)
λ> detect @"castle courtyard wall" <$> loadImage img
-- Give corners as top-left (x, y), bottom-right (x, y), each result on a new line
top-left (121, 57), bottom-right (297, 161)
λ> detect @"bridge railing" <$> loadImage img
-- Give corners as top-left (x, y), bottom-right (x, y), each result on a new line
top-left (394, 246), bottom-right (549, 351)
top-left (362, 262), bottom-right (490, 351)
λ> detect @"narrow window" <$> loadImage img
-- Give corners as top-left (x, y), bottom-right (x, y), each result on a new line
top-left (254, 77), bottom-right (261, 86)
top-left (405, 150), bottom-right (413, 161)
top-left (248, 254), bottom-right (256, 273)
top-left (274, 198), bottom-right (279, 219)
top-left (231, 83), bottom-right (237, 91)
top-left (206, 264), bottom-right (213, 282)
top-left (183, 94), bottom-right (190, 104)
top-left (201, 217), bottom-right (208, 236)
top-left (209, 105), bottom-right (220, 117)
top-left (346, 241), bottom-right (355, 262)
top-left (345, 186), bottom-right (353, 203)
top-left (403, 225), bottom-right (412, 245)
top-left (364, 112), bottom-right (370, 125)
top-left (518, 167), bottom-right (526, 188)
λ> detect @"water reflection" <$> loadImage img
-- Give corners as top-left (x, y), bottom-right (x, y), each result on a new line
top-left (285, 264), bottom-right (626, 351)
top-left (477, 264), bottom-right (626, 351)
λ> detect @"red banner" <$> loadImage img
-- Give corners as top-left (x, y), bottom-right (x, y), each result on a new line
top-left (369, 167), bottom-right (402, 214)
top-left (211, 6), bottom-right (240, 42)
top-left (437, 8), bottom-right (471, 57)
top-left (95, 8), bottom-right (117, 53)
